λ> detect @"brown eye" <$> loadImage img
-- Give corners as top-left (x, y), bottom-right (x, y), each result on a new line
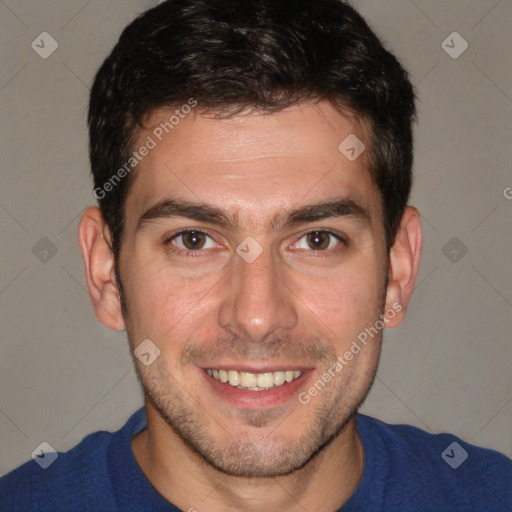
top-left (169, 230), bottom-right (216, 252)
top-left (306, 231), bottom-right (331, 250)
top-left (181, 231), bottom-right (206, 250)
top-left (294, 230), bottom-right (344, 252)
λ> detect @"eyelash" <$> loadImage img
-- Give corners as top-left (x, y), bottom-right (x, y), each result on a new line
top-left (164, 228), bottom-right (346, 257)
top-left (293, 229), bottom-right (347, 253)
top-left (164, 228), bottom-right (213, 258)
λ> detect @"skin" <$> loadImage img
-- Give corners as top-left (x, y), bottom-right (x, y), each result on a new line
top-left (78, 100), bottom-right (422, 511)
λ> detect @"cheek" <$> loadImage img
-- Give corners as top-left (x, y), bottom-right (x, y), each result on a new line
top-left (293, 257), bottom-right (384, 342)
top-left (123, 259), bottom-right (218, 341)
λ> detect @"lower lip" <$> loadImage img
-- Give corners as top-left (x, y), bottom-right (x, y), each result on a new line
top-left (200, 369), bottom-right (314, 408)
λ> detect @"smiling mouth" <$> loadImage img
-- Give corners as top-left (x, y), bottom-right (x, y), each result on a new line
top-left (205, 369), bottom-right (304, 391)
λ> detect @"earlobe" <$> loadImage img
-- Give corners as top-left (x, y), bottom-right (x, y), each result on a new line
top-left (384, 206), bottom-right (423, 328)
top-left (77, 206), bottom-right (125, 331)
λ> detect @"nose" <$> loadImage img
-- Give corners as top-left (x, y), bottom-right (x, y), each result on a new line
top-left (217, 245), bottom-right (298, 343)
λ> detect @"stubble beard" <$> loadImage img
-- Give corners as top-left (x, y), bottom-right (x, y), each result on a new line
top-left (120, 261), bottom-right (386, 478)
top-left (129, 333), bottom-right (381, 478)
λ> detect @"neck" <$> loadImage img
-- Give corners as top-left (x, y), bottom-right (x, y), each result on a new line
top-left (132, 401), bottom-right (364, 512)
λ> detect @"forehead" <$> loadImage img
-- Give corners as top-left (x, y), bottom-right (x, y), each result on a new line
top-left (124, 101), bottom-right (381, 230)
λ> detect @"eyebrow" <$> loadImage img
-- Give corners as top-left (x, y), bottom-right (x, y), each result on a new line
top-left (136, 196), bottom-right (371, 234)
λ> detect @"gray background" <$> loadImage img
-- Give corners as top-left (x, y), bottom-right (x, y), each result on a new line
top-left (1, 0), bottom-right (511, 476)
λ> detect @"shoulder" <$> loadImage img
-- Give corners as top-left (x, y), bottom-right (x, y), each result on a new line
top-left (0, 429), bottom-right (115, 512)
top-left (356, 414), bottom-right (512, 511)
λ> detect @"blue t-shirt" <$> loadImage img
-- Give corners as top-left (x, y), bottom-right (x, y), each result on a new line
top-left (1, 407), bottom-right (510, 511)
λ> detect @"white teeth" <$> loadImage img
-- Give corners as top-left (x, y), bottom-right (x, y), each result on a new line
top-left (206, 368), bottom-right (303, 390)
top-left (228, 370), bottom-right (240, 386)
top-left (273, 371), bottom-right (286, 385)
top-left (240, 372), bottom-right (257, 388)
top-left (257, 373), bottom-right (274, 388)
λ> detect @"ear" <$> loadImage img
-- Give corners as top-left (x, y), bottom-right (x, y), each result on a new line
top-left (77, 206), bottom-right (125, 330)
top-left (384, 206), bottom-right (422, 327)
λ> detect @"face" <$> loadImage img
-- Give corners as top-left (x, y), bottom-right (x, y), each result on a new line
top-left (117, 101), bottom-right (390, 477)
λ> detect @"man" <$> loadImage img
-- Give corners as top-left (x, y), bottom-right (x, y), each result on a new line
top-left (1, 0), bottom-right (510, 510)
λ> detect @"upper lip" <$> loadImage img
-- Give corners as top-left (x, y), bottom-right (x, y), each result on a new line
top-left (199, 364), bottom-right (313, 373)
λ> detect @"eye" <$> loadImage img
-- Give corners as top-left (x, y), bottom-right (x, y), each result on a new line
top-left (166, 229), bottom-right (217, 253)
top-left (293, 230), bottom-right (344, 251)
